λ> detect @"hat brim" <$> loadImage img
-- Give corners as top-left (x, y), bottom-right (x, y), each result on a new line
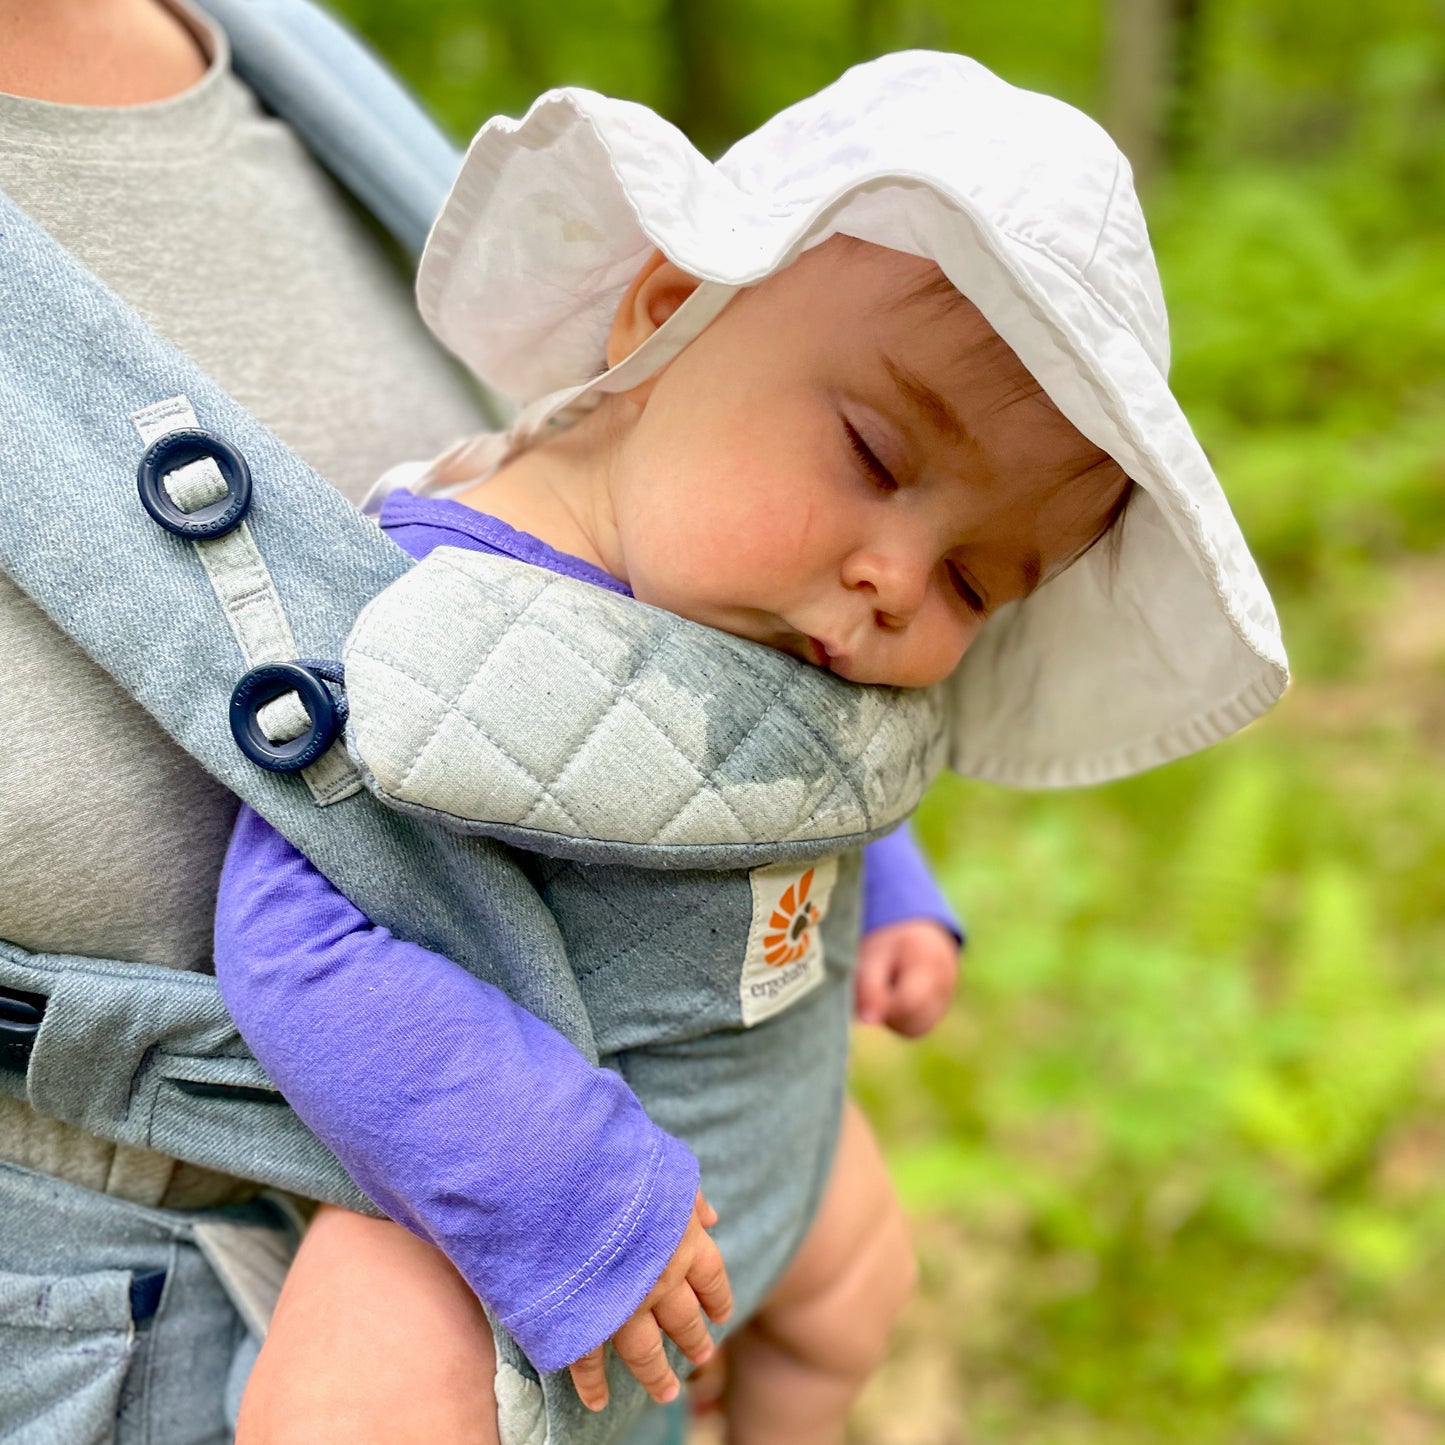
top-left (418, 62), bottom-right (1288, 789)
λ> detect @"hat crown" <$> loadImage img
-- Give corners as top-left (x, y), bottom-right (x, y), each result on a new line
top-left (717, 51), bottom-right (1171, 375)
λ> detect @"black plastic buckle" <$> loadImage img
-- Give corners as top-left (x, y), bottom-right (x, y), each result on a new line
top-left (0, 986), bottom-right (47, 1074)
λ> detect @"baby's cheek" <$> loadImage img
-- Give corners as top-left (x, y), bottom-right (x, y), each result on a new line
top-left (879, 608), bottom-right (979, 689)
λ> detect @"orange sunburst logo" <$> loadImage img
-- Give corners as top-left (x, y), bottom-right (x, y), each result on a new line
top-left (762, 868), bottom-right (822, 966)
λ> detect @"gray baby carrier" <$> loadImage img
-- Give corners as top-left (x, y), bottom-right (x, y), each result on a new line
top-left (0, 41), bottom-right (947, 1445)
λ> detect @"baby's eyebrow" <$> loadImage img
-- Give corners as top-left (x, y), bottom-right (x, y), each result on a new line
top-left (883, 355), bottom-right (968, 449)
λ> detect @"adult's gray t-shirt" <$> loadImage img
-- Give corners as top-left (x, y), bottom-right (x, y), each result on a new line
top-left (0, 0), bottom-right (490, 1204)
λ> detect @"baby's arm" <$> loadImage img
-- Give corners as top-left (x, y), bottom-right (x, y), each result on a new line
top-left (237, 1206), bottom-right (501, 1445)
top-left (856, 825), bottom-right (963, 1036)
top-left (215, 806), bottom-right (716, 1378)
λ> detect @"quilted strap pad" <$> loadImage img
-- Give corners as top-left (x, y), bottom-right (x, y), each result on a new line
top-left (343, 548), bottom-right (950, 867)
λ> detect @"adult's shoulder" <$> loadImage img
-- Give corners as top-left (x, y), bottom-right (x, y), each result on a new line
top-left (200, 0), bottom-right (461, 256)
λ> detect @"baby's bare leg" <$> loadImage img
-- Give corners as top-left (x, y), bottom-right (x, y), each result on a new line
top-left (237, 1206), bottom-right (499, 1445)
top-left (724, 1099), bottom-right (916, 1445)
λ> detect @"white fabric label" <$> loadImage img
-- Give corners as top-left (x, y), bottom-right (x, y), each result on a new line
top-left (130, 394), bottom-right (198, 444)
top-left (739, 856), bottom-right (838, 1027)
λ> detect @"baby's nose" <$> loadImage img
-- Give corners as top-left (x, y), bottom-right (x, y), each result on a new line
top-left (870, 557), bottom-right (932, 630)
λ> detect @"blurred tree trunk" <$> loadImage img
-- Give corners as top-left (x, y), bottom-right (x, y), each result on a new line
top-left (852, 0), bottom-right (887, 59)
top-left (1107, 0), bottom-right (1207, 187)
top-left (664, 0), bottom-right (733, 155)
top-left (1107, 0), bottom-right (1171, 188)
top-left (1166, 0), bottom-right (1206, 167)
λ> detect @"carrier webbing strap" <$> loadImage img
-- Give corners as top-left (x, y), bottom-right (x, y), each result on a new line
top-left (0, 2), bottom-right (475, 1196)
top-left (0, 940), bottom-right (368, 1209)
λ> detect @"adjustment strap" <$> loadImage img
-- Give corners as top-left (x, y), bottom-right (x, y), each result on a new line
top-left (129, 397), bottom-right (360, 806)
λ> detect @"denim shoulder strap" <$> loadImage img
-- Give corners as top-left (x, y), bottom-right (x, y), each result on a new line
top-left (0, 191), bottom-right (590, 1197)
top-left (198, 0), bottom-right (459, 258)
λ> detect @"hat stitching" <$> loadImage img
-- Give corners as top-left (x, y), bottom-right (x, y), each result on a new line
top-left (1082, 152), bottom-right (1126, 276)
top-left (952, 669), bottom-right (1285, 787)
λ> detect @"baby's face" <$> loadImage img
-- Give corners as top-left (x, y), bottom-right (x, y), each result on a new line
top-left (603, 237), bottom-right (1129, 688)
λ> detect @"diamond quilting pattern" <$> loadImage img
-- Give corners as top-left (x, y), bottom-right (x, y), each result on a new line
top-left (344, 548), bottom-right (948, 853)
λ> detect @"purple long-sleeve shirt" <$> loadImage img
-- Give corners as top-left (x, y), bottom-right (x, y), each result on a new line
top-left (214, 491), bottom-right (959, 1373)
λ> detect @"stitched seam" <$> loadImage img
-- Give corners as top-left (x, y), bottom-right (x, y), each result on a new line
top-left (641, 686), bottom-right (781, 843)
top-left (351, 649), bottom-right (588, 831)
top-left (957, 670), bottom-right (1286, 784)
top-left (549, 868), bottom-right (694, 974)
top-left (1083, 152), bottom-right (1123, 274)
top-left (1003, 224), bottom-right (1132, 332)
top-left (500, 1135), bottom-right (669, 1327)
top-left (650, 676), bottom-right (880, 844)
top-left (303, 748), bottom-right (362, 806)
top-left (775, 691), bottom-right (878, 825)
top-left (550, 867), bottom-right (655, 939)
top-left (222, 585), bottom-right (277, 612)
top-left (386, 581), bottom-right (555, 801)
top-left (431, 553), bottom-right (775, 840)
top-left (359, 555), bottom-right (924, 845)
top-left (517, 622), bottom-right (685, 830)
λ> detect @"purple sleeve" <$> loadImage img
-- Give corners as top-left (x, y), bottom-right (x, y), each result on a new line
top-left (213, 806), bottom-right (699, 1374)
top-left (860, 824), bottom-right (964, 942)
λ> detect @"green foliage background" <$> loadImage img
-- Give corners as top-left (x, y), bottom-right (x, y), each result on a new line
top-left (328, 2), bottom-right (1445, 1438)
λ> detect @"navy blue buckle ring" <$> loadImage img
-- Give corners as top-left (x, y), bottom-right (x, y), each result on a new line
top-left (230, 660), bottom-right (348, 773)
top-left (137, 428), bottom-right (253, 540)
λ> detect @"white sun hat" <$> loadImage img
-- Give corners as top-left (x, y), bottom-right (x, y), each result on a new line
top-left (415, 49), bottom-right (1288, 789)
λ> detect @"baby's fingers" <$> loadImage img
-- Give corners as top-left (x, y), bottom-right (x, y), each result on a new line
top-left (853, 941), bottom-right (901, 1026)
top-left (653, 1285), bottom-right (714, 1367)
top-left (613, 1314), bottom-right (679, 1404)
top-left (569, 1346), bottom-right (609, 1412)
top-left (685, 1232), bottom-right (733, 1324)
top-left (885, 962), bottom-right (952, 1038)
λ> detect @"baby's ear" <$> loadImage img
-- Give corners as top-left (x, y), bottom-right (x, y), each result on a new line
top-left (606, 250), bottom-right (703, 367)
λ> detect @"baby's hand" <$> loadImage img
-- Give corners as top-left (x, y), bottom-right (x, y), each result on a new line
top-left (854, 919), bottom-right (961, 1038)
top-left (569, 1192), bottom-right (732, 1412)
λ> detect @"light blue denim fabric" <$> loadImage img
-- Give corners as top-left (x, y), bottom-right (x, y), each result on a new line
top-left (1, 6), bottom-right (462, 1435)
top-left (0, 1161), bottom-right (296, 1444)
top-left (0, 179), bottom-right (874, 1441)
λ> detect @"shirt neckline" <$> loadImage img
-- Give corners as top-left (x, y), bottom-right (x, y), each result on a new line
top-left (381, 490), bottom-right (635, 598)
top-left (0, 0), bottom-right (240, 160)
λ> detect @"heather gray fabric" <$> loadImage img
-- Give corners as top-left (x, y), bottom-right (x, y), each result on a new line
top-left (346, 547), bottom-right (948, 865)
top-left (0, 1), bottom-right (485, 510)
top-left (0, 0), bottom-right (488, 1206)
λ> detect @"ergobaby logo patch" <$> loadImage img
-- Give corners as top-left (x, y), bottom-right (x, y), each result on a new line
top-left (739, 858), bottom-right (838, 1027)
